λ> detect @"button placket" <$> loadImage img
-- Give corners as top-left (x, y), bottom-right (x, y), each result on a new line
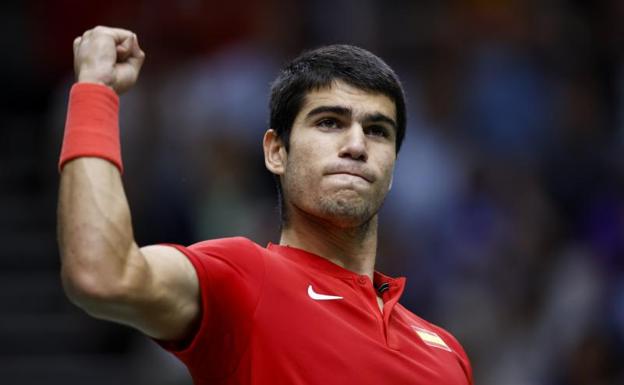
top-left (351, 275), bottom-right (389, 345)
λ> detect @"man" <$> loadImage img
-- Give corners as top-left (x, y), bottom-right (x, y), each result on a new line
top-left (58, 26), bottom-right (473, 384)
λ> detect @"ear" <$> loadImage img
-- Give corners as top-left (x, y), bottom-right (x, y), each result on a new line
top-left (263, 129), bottom-right (287, 176)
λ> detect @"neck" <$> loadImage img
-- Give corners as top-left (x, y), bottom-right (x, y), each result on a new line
top-left (279, 207), bottom-right (378, 280)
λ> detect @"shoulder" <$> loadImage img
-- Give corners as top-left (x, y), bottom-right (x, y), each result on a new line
top-left (171, 237), bottom-right (267, 281)
top-left (188, 237), bottom-right (264, 259)
top-left (188, 237), bottom-right (262, 253)
top-left (397, 305), bottom-right (473, 376)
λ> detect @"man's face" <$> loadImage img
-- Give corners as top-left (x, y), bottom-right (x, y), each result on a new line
top-left (280, 80), bottom-right (397, 228)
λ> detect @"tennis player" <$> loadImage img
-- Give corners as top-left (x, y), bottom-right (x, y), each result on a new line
top-left (58, 26), bottom-right (473, 384)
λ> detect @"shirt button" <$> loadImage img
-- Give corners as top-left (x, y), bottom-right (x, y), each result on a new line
top-left (357, 277), bottom-right (367, 285)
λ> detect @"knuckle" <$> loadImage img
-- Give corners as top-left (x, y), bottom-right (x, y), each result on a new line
top-left (92, 26), bottom-right (111, 36)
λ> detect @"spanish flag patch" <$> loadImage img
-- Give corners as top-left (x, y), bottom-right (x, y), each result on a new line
top-left (412, 326), bottom-right (451, 352)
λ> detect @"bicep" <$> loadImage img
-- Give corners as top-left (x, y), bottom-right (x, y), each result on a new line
top-left (106, 245), bottom-right (200, 341)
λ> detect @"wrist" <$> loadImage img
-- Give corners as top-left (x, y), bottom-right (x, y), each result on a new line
top-left (77, 70), bottom-right (115, 92)
top-left (58, 83), bottom-right (123, 173)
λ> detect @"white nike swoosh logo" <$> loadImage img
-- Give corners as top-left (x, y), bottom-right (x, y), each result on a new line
top-left (307, 285), bottom-right (343, 301)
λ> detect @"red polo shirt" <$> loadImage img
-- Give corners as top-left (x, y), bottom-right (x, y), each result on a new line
top-left (160, 237), bottom-right (473, 385)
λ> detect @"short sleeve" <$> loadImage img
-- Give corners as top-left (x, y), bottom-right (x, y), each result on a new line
top-left (157, 237), bottom-right (266, 382)
top-left (431, 324), bottom-right (474, 385)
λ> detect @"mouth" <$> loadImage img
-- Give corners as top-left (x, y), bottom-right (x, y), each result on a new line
top-left (326, 171), bottom-right (373, 183)
top-left (324, 163), bottom-right (376, 183)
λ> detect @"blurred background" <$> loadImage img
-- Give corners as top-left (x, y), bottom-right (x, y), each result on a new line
top-left (1, 0), bottom-right (623, 384)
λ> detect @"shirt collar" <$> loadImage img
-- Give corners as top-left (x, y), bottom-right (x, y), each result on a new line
top-left (266, 242), bottom-right (406, 290)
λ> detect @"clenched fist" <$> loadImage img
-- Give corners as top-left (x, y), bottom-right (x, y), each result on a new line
top-left (73, 26), bottom-right (145, 94)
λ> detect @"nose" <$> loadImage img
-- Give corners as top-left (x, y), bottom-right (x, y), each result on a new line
top-left (338, 124), bottom-right (368, 162)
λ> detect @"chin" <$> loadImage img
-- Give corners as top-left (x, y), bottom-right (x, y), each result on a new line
top-left (317, 193), bottom-right (377, 228)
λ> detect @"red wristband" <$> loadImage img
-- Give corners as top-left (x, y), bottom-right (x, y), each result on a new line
top-left (58, 83), bottom-right (123, 173)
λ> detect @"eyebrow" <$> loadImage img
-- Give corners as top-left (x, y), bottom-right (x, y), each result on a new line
top-left (364, 113), bottom-right (397, 131)
top-left (306, 105), bottom-right (352, 120)
top-left (306, 105), bottom-right (397, 131)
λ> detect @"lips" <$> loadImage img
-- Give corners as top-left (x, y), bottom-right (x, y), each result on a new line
top-left (329, 172), bottom-right (370, 182)
top-left (324, 165), bottom-right (375, 183)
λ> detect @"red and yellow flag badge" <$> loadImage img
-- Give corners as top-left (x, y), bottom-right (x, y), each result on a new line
top-left (411, 326), bottom-right (451, 352)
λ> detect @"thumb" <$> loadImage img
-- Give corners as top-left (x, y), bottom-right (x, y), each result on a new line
top-left (116, 36), bottom-right (133, 61)
top-left (130, 34), bottom-right (145, 61)
top-left (126, 35), bottom-right (145, 70)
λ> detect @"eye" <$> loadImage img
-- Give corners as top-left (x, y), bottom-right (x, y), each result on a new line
top-left (365, 125), bottom-right (389, 138)
top-left (316, 118), bottom-right (340, 129)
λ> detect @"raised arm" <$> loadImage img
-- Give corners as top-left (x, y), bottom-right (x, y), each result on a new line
top-left (58, 26), bottom-right (199, 341)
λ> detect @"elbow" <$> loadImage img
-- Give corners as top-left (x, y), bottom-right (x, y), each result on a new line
top-left (58, 240), bottom-right (146, 320)
top-left (58, 236), bottom-right (143, 316)
top-left (60, 265), bottom-right (128, 318)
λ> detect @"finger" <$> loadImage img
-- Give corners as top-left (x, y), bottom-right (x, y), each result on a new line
top-left (125, 54), bottom-right (145, 76)
top-left (130, 34), bottom-right (145, 60)
top-left (89, 25), bottom-right (136, 44)
top-left (116, 36), bottom-right (133, 61)
top-left (82, 25), bottom-right (134, 44)
top-left (73, 36), bottom-right (82, 55)
top-left (114, 62), bottom-right (140, 92)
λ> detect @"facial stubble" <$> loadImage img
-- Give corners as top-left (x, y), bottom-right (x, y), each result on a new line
top-left (283, 161), bottom-right (387, 230)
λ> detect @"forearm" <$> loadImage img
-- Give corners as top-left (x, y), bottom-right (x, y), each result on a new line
top-left (58, 26), bottom-right (145, 303)
top-left (55, 27), bottom-right (200, 339)
top-left (58, 157), bottom-right (141, 303)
